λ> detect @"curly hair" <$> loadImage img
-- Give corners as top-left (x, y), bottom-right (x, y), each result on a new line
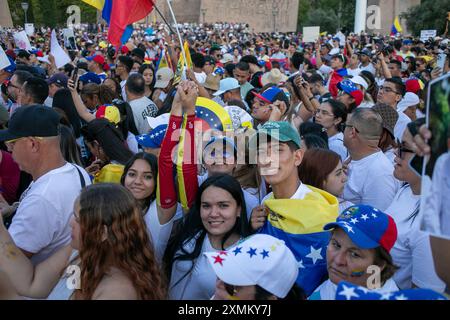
top-left (73, 184), bottom-right (167, 300)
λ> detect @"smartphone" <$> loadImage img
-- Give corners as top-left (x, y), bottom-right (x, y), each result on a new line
top-left (409, 154), bottom-right (424, 177)
top-left (71, 67), bottom-right (79, 83)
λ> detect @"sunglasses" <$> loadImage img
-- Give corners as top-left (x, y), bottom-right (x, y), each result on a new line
top-left (396, 139), bottom-right (415, 158)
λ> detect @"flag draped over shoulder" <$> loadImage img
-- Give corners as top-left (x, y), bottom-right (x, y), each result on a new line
top-left (173, 41), bottom-right (193, 84)
top-left (82, 0), bottom-right (105, 11)
top-left (260, 186), bottom-right (339, 296)
top-left (391, 16), bottom-right (403, 36)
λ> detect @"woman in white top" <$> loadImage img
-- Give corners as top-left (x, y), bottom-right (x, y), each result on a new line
top-left (298, 148), bottom-right (353, 213)
top-left (0, 184), bottom-right (166, 300)
top-left (385, 120), bottom-right (446, 292)
top-left (314, 99), bottom-right (348, 160)
top-left (163, 174), bottom-right (253, 300)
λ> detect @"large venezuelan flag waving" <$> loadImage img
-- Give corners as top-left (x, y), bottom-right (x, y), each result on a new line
top-left (260, 186), bottom-right (339, 296)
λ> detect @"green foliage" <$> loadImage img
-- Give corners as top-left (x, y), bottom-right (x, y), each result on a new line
top-left (7, 0), bottom-right (97, 27)
top-left (401, 0), bottom-right (450, 36)
top-left (298, 0), bottom-right (356, 33)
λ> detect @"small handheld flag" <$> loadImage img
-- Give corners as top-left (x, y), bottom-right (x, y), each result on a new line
top-left (391, 16), bottom-right (403, 36)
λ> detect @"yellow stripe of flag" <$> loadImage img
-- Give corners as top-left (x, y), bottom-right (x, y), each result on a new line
top-left (82, 0), bottom-right (105, 11)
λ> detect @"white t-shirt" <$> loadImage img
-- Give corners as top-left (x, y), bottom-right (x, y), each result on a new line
top-left (9, 163), bottom-right (91, 265)
top-left (194, 71), bottom-right (207, 84)
top-left (126, 132), bottom-right (139, 154)
top-left (120, 79), bottom-right (127, 102)
top-left (309, 278), bottom-right (399, 300)
top-left (328, 132), bottom-right (348, 161)
top-left (169, 234), bottom-right (239, 300)
top-left (384, 148), bottom-right (396, 166)
top-left (347, 68), bottom-right (362, 78)
top-left (262, 182), bottom-right (312, 203)
top-left (343, 151), bottom-right (398, 211)
top-left (359, 63), bottom-right (376, 76)
top-left (44, 96), bottom-right (53, 108)
top-left (394, 111), bottom-right (411, 142)
top-left (129, 96), bottom-right (158, 135)
top-left (385, 185), bottom-right (446, 292)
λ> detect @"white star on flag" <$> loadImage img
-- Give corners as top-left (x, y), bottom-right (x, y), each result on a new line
top-left (150, 135), bottom-right (155, 138)
top-left (395, 294), bottom-right (408, 300)
top-left (361, 214), bottom-right (369, 221)
top-left (138, 136), bottom-right (145, 141)
top-left (338, 285), bottom-right (360, 300)
top-left (372, 213), bottom-right (378, 218)
top-left (297, 260), bottom-right (305, 269)
top-left (306, 246), bottom-right (323, 264)
top-left (380, 292), bottom-right (393, 300)
top-left (350, 218), bottom-right (359, 224)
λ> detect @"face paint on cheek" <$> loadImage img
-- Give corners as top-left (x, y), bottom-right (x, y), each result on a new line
top-left (351, 269), bottom-right (365, 277)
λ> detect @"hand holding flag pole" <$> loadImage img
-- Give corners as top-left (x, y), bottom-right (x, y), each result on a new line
top-left (166, 0), bottom-right (188, 80)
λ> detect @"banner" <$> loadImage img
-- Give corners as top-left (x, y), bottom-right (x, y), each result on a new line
top-left (25, 23), bottom-right (35, 37)
top-left (302, 26), bottom-right (320, 43)
top-left (420, 30), bottom-right (437, 42)
top-left (13, 31), bottom-right (32, 51)
top-left (50, 30), bottom-right (72, 68)
top-left (0, 46), bottom-right (11, 71)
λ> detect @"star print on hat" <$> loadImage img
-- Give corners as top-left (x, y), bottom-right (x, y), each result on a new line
top-left (324, 205), bottom-right (398, 253)
top-left (204, 234), bottom-right (299, 298)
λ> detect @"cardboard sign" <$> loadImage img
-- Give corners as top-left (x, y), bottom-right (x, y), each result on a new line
top-left (50, 30), bottom-right (71, 68)
top-left (13, 31), bottom-right (32, 51)
top-left (302, 26), bottom-right (320, 43)
top-left (420, 30), bottom-right (437, 42)
top-left (0, 46), bottom-right (11, 71)
top-left (63, 28), bottom-right (77, 50)
top-left (25, 23), bottom-right (35, 36)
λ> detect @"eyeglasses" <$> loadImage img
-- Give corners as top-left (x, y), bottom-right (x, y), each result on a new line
top-left (396, 139), bottom-right (415, 158)
top-left (379, 86), bottom-right (401, 95)
top-left (342, 123), bottom-right (360, 133)
top-left (8, 83), bottom-right (21, 90)
top-left (5, 136), bottom-right (44, 149)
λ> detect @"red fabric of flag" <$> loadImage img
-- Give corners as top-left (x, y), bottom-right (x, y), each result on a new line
top-left (108, 0), bottom-right (154, 46)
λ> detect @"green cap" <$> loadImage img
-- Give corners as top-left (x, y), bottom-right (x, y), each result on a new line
top-left (250, 121), bottom-right (302, 149)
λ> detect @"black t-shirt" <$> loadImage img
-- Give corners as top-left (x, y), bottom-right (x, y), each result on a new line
top-left (250, 71), bottom-right (264, 89)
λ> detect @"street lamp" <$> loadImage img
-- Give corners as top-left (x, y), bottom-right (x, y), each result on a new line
top-left (201, 9), bottom-right (207, 24)
top-left (21, 2), bottom-right (29, 24)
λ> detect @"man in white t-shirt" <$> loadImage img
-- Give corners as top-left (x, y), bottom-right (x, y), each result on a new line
top-left (343, 108), bottom-right (398, 211)
top-left (126, 73), bottom-right (159, 135)
top-left (0, 106), bottom-right (90, 265)
top-left (377, 77), bottom-right (411, 141)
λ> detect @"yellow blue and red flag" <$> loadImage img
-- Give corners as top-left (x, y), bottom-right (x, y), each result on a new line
top-left (260, 186), bottom-right (339, 296)
top-left (391, 16), bottom-right (403, 36)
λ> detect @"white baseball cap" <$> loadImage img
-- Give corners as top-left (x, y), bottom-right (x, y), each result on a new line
top-left (213, 78), bottom-right (240, 96)
top-left (350, 76), bottom-right (369, 90)
top-left (154, 67), bottom-right (174, 89)
top-left (220, 53), bottom-right (234, 64)
top-left (204, 234), bottom-right (299, 298)
top-left (397, 92), bottom-right (420, 113)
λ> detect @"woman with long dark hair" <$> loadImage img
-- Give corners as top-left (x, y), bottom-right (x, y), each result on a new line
top-left (0, 184), bottom-right (167, 300)
top-left (139, 63), bottom-right (156, 99)
top-left (384, 119), bottom-right (445, 292)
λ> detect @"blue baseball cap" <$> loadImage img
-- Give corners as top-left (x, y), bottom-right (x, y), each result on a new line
top-left (337, 79), bottom-right (363, 106)
top-left (135, 124), bottom-right (167, 149)
top-left (324, 205), bottom-right (397, 253)
top-left (253, 86), bottom-right (290, 106)
top-left (79, 72), bottom-right (102, 85)
top-left (403, 39), bottom-right (412, 45)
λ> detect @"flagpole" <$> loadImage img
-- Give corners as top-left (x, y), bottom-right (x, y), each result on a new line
top-left (149, 0), bottom-right (176, 35)
top-left (165, 0), bottom-right (188, 73)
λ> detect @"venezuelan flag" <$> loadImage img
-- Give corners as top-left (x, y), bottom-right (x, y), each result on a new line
top-left (391, 16), bottom-right (403, 36)
top-left (156, 48), bottom-right (173, 71)
top-left (82, 0), bottom-right (105, 11)
top-left (260, 186), bottom-right (339, 296)
top-left (173, 41), bottom-right (193, 84)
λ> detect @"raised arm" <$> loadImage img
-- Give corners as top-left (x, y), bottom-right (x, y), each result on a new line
top-left (0, 213), bottom-right (72, 299)
top-left (68, 79), bottom-right (95, 123)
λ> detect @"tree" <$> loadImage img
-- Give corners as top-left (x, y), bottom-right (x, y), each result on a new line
top-left (298, 0), bottom-right (356, 34)
top-left (7, 0), bottom-right (96, 27)
top-left (402, 0), bottom-right (450, 36)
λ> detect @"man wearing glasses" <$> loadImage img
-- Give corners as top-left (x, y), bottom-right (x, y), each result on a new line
top-left (342, 108), bottom-right (398, 211)
top-left (377, 77), bottom-right (411, 141)
top-left (0, 106), bottom-right (90, 265)
top-left (6, 70), bottom-right (32, 114)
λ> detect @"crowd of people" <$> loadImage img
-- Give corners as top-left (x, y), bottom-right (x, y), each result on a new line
top-left (0, 20), bottom-right (449, 300)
